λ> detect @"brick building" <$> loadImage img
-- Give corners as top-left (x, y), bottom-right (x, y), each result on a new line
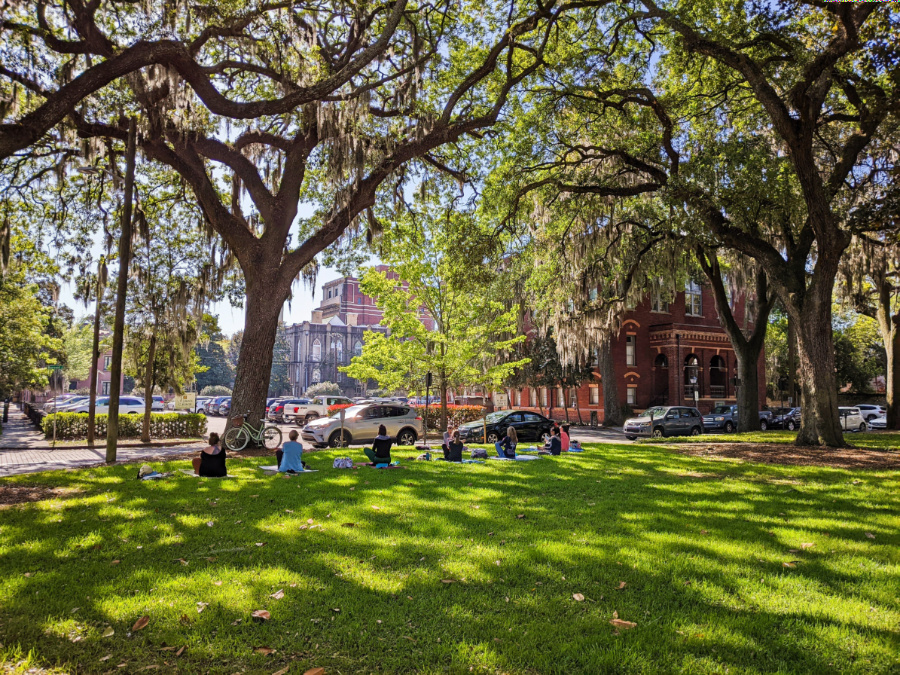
top-left (507, 281), bottom-right (767, 421)
top-left (285, 265), bottom-right (433, 395)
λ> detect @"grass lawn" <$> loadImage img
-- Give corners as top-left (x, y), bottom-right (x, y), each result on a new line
top-left (1, 443), bottom-right (898, 674)
top-left (639, 431), bottom-right (900, 450)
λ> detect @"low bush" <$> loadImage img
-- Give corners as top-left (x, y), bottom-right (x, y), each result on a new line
top-left (200, 385), bottom-right (232, 396)
top-left (42, 412), bottom-right (207, 440)
top-left (412, 404), bottom-right (486, 430)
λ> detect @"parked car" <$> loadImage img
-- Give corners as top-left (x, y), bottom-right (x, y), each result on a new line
top-left (701, 405), bottom-right (773, 432)
top-left (769, 407), bottom-right (802, 430)
top-left (193, 396), bottom-right (211, 414)
top-left (151, 395), bottom-right (165, 411)
top-left (855, 404), bottom-right (885, 422)
top-left (267, 398), bottom-right (309, 423)
top-left (43, 395), bottom-right (78, 412)
top-left (213, 397), bottom-right (232, 416)
top-left (868, 415), bottom-right (887, 430)
top-left (67, 396), bottom-right (146, 414)
top-left (301, 402), bottom-right (423, 448)
top-left (624, 406), bottom-right (704, 439)
top-left (285, 396), bottom-right (353, 424)
top-left (457, 410), bottom-right (555, 444)
top-left (219, 398), bottom-right (232, 417)
top-left (54, 396), bottom-right (90, 411)
top-left (838, 407), bottom-right (868, 432)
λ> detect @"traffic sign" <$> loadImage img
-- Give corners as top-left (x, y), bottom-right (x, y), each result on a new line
top-left (47, 364), bottom-right (64, 371)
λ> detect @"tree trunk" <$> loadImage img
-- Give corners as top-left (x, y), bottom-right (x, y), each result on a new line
top-left (106, 118), bottom-right (136, 463)
top-left (141, 333), bottom-right (157, 443)
top-left (873, 278), bottom-right (899, 429)
top-left (598, 334), bottom-right (622, 426)
top-left (229, 278), bottom-right (283, 436)
top-left (787, 317), bottom-right (797, 406)
top-left (87, 285), bottom-right (103, 447)
top-left (440, 373), bottom-right (448, 433)
top-left (792, 291), bottom-right (845, 446)
top-left (734, 348), bottom-right (762, 432)
top-left (562, 387), bottom-right (570, 422)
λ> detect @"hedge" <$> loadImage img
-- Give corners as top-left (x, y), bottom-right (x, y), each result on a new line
top-left (414, 404), bottom-right (487, 430)
top-left (42, 412), bottom-right (207, 440)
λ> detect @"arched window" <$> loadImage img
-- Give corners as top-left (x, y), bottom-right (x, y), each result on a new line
top-left (335, 340), bottom-right (343, 361)
top-left (684, 354), bottom-right (700, 398)
top-left (354, 340), bottom-right (363, 356)
top-left (311, 339), bottom-right (321, 362)
top-left (710, 355), bottom-right (726, 397)
top-left (654, 353), bottom-right (669, 369)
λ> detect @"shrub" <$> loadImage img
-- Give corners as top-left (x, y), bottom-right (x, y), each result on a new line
top-left (305, 381), bottom-right (342, 397)
top-left (327, 403), bottom-right (354, 416)
top-left (200, 385), bottom-right (232, 396)
top-left (42, 412), bottom-right (207, 440)
top-left (411, 404), bottom-right (486, 430)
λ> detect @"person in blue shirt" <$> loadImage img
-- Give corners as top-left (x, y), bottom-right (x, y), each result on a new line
top-left (543, 426), bottom-right (562, 455)
top-left (276, 430), bottom-right (306, 473)
top-left (495, 426), bottom-right (518, 459)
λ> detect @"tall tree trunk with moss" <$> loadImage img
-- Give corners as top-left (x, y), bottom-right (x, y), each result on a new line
top-left (598, 334), bottom-right (622, 426)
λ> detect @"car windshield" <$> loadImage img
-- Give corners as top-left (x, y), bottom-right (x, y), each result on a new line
top-left (331, 405), bottom-right (366, 419)
top-left (711, 406), bottom-right (732, 414)
top-left (484, 411), bottom-right (510, 423)
top-left (636, 407), bottom-right (667, 419)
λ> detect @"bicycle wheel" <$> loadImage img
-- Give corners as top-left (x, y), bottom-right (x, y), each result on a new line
top-left (262, 426), bottom-right (282, 450)
top-left (224, 426), bottom-right (250, 451)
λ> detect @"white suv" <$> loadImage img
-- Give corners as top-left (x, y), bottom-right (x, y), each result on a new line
top-left (301, 403), bottom-right (423, 448)
top-left (67, 397), bottom-right (147, 414)
top-left (855, 404), bottom-right (885, 422)
top-left (838, 407), bottom-right (868, 432)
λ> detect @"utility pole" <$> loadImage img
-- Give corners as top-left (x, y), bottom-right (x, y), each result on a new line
top-left (87, 256), bottom-right (106, 447)
top-left (106, 118), bottom-right (137, 463)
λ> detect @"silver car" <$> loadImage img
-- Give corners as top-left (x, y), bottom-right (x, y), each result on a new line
top-left (623, 406), bottom-right (704, 439)
top-left (301, 403), bottom-right (423, 448)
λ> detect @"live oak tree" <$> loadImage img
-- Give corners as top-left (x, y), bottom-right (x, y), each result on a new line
top-left (491, 1), bottom-right (899, 445)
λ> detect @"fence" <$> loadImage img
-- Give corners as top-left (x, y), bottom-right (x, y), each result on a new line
top-left (41, 412), bottom-right (207, 440)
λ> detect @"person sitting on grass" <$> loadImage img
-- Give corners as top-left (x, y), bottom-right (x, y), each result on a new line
top-left (276, 429), bottom-right (306, 473)
top-left (560, 424), bottom-right (570, 452)
top-left (442, 426), bottom-right (455, 457)
top-left (495, 426), bottom-right (518, 459)
top-left (543, 426), bottom-right (562, 456)
top-left (192, 432), bottom-right (227, 477)
top-left (364, 425), bottom-right (393, 465)
top-left (442, 429), bottom-right (465, 462)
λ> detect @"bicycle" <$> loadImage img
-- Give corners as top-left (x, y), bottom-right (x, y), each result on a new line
top-left (223, 411), bottom-right (283, 451)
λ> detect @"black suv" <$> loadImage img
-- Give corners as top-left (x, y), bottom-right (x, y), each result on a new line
top-left (458, 410), bottom-right (555, 443)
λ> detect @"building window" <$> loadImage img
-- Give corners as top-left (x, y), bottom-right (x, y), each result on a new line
top-left (626, 335), bottom-right (636, 366)
top-left (354, 340), bottom-right (363, 356)
top-left (540, 388), bottom-right (548, 407)
top-left (685, 280), bottom-right (702, 316)
top-left (570, 390), bottom-right (577, 407)
top-left (334, 340), bottom-right (343, 362)
top-left (101, 381), bottom-right (110, 395)
top-left (530, 389), bottom-right (537, 407)
top-left (312, 368), bottom-right (321, 383)
top-left (104, 356), bottom-right (111, 370)
top-left (590, 386), bottom-right (599, 405)
top-left (557, 387), bottom-right (563, 406)
top-left (518, 390), bottom-right (525, 406)
top-left (626, 387), bottom-right (636, 406)
top-left (311, 339), bottom-right (321, 361)
top-left (651, 289), bottom-right (669, 313)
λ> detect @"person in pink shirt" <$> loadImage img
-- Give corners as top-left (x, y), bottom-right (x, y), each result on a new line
top-left (560, 424), bottom-right (570, 452)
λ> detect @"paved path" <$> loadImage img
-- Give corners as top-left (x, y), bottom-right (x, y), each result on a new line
top-left (0, 406), bottom-right (47, 448)
top-left (0, 444), bottom-right (198, 477)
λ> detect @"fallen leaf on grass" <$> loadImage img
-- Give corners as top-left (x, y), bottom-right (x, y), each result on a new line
top-left (610, 618), bottom-right (637, 629)
top-left (801, 542), bottom-right (815, 549)
top-left (441, 579), bottom-right (456, 584)
top-left (700, 530), bottom-right (709, 535)
top-left (307, 518), bottom-right (315, 524)
top-left (516, 514), bottom-right (525, 519)
top-left (782, 562), bottom-right (797, 568)
top-left (255, 542), bottom-right (266, 547)
top-left (102, 626), bottom-right (115, 638)
top-left (214, 580), bottom-right (222, 586)
top-left (100, 655), bottom-right (112, 662)
top-left (304, 669), bottom-right (326, 675)
top-left (290, 582), bottom-right (297, 588)
top-left (270, 589), bottom-right (284, 600)
top-left (331, 608), bottom-right (340, 612)
top-left (254, 646), bottom-right (276, 655)
top-left (179, 614), bottom-right (192, 625)
top-left (617, 581), bottom-right (627, 590)
top-left (252, 610), bottom-right (271, 621)
top-left (272, 668), bottom-right (290, 675)
top-left (866, 532), bottom-right (876, 539)
top-left (196, 602), bottom-right (208, 613)
top-left (71, 607), bottom-right (80, 613)
top-left (132, 616), bottom-right (150, 631)
top-left (175, 646), bottom-right (185, 657)
top-left (23, 573), bottom-right (32, 577)
top-left (175, 558), bottom-right (188, 566)
top-left (110, 560), bottom-right (120, 565)
top-left (572, 593), bottom-right (585, 601)
top-left (206, 521), bottom-right (214, 527)
top-left (371, 505), bottom-right (381, 510)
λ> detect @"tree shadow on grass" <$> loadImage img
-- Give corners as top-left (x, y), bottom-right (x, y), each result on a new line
top-left (0, 444), bottom-right (897, 673)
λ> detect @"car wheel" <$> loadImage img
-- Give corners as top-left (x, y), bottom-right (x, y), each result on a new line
top-left (329, 430), bottom-right (350, 448)
top-left (760, 420), bottom-right (768, 431)
top-left (625, 435), bottom-right (637, 440)
top-left (859, 422), bottom-right (867, 432)
top-left (787, 420), bottom-right (796, 431)
top-left (397, 428), bottom-right (417, 446)
top-left (724, 421), bottom-right (734, 433)
top-left (652, 427), bottom-right (665, 438)
top-left (486, 432), bottom-right (500, 443)
top-left (305, 413), bottom-right (319, 422)
top-left (690, 426), bottom-right (701, 436)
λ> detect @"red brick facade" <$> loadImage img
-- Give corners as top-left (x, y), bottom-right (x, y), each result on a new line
top-left (504, 284), bottom-right (766, 422)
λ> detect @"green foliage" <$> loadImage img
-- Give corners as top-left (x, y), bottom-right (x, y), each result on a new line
top-left (200, 385), bottom-right (232, 397)
top-left (834, 313), bottom-right (885, 394)
top-left (195, 316), bottom-right (234, 391)
top-left (305, 381), bottom-right (342, 397)
top-left (416, 404), bottom-right (486, 429)
top-left (41, 412), bottom-right (207, 439)
top-left (268, 324), bottom-right (292, 397)
top-left (62, 320), bottom-right (97, 383)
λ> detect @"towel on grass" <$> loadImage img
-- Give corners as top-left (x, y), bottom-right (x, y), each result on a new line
top-left (486, 455), bottom-right (541, 462)
top-left (178, 469), bottom-right (233, 478)
top-left (258, 465), bottom-right (318, 476)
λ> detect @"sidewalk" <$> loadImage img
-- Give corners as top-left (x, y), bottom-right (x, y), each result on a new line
top-left (0, 406), bottom-right (46, 448)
